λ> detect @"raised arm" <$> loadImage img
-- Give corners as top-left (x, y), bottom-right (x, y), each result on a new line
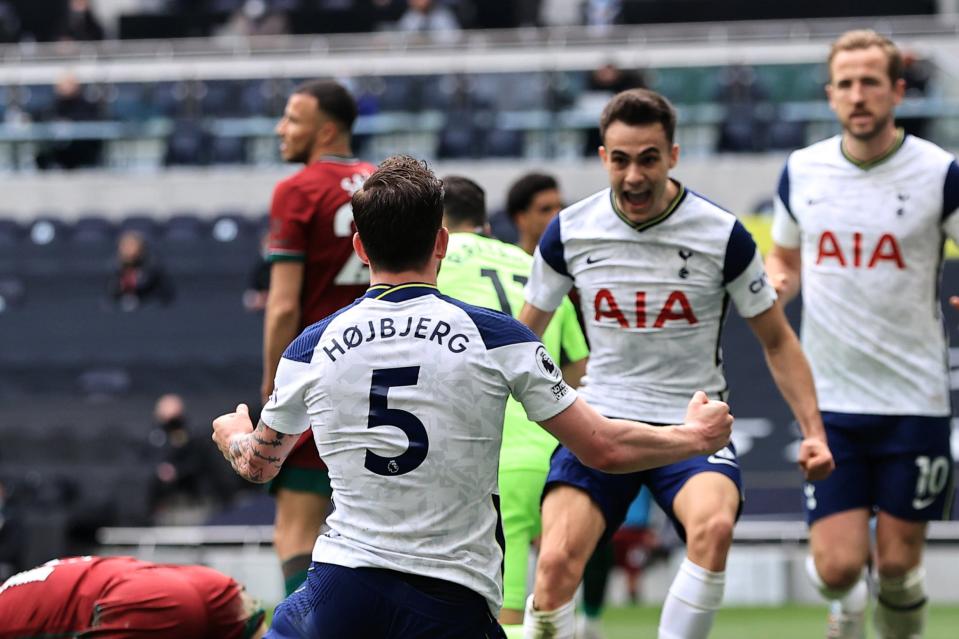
top-left (212, 403), bottom-right (298, 483)
top-left (765, 244), bottom-right (802, 305)
top-left (261, 261), bottom-right (303, 402)
top-left (518, 302), bottom-right (556, 338)
top-left (538, 391), bottom-right (732, 474)
top-left (746, 302), bottom-right (834, 481)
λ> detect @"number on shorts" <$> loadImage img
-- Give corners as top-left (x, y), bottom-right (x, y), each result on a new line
top-left (913, 455), bottom-right (950, 508)
top-left (365, 367), bottom-right (429, 476)
top-left (332, 202), bottom-right (369, 285)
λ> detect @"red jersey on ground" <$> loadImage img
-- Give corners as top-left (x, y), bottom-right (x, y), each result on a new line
top-left (0, 556), bottom-right (258, 639)
top-left (267, 156), bottom-right (376, 328)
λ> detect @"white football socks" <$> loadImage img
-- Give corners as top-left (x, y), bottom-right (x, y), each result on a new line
top-left (658, 557), bottom-right (725, 639)
top-left (875, 567), bottom-right (926, 639)
top-left (522, 594), bottom-right (576, 639)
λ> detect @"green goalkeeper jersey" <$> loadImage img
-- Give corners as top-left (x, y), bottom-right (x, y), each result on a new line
top-left (437, 232), bottom-right (589, 472)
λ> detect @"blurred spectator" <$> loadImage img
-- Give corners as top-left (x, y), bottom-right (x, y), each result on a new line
top-left (54, 0), bottom-right (104, 41)
top-left (215, 0), bottom-right (291, 37)
top-left (397, 0), bottom-right (460, 34)
top-left (0, 2), bottom-right (19, 43)
top-left (505, 172), bottom-right (564, 256)
top-left (107, 231), bottom-right (175, 311)
top-left (899, 49), bottom-right (933, 139)
top-left (714, 63), bottom-right (772, 153)
top-left (584, 0), bottom-right (622, 28)
top-left (589, 62), bottom-right (646, 95)
top-left (0, 480), bottom-right (25, 581)
top-left (146, 394), bottom-right (233, 524)
top-left (582, 62), bottom-right (646, 155)
top-left (243, 232), bottom-right (271, 312)
top-left (35, 73), bottom-right (103, 170)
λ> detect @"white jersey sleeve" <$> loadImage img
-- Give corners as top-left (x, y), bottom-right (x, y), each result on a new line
top-left (723, 220), bottom-right (777, 319)
top-left (941, 160), bottom-right (959, 241)
top-left (525, 215), bottom-right (574, 312)
top-left (260, 356), bottom-right (313, 434)
top-left (489, 341), bottom-right (577, 422)
top-left (772, 163), bottom-right (801, 248)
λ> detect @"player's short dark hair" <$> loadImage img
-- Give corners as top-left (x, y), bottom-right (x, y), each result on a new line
top-left (599, 88), bottom-right (676, 145)
top-left (506, 173), bottom-right (559, 220)
top-left (441, 175), bottom-right (487, 228)
top-left (292, 80), bottom-right (358, 132)
top-left (352, 155), bottom-right (444, 272)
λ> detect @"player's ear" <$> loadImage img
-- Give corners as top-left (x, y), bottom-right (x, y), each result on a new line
top-left (435, 226), bottom-right (449, 259)
top-left (353, 232), bottom-right (370, 265)
top-left (669, 143), bottom-right (679, 169)
top-left (892, 77), bottom-right (906, 104)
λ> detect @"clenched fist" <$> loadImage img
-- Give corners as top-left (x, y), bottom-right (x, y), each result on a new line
top-left (797, 436), bottom-right (834, 481)
top-left (683, 390), bottom-right (733, 455)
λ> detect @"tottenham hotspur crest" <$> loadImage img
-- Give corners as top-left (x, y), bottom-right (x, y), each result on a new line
top-left (678, 249), bottom-right (693, 279)
top-left (535, 345), bottom-right (562, 382)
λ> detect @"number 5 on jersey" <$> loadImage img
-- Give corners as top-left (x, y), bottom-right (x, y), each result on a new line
top-left (365, 367), bottom-right (429, 476)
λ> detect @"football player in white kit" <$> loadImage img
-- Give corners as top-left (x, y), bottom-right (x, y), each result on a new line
top-left (766, 30), bottom-right (959, 639)
top-left (519, 89), bottom-right (835, 639)
top-left (211, 155), bottom-right (735, 639)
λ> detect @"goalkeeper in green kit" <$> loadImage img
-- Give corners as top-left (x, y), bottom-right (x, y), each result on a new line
top-left (436, 176), bottom-right (589, 637)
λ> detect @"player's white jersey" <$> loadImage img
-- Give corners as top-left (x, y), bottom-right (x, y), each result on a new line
top-left (261, 283), bottom-right (576, 613)
top-left (525, 183), bottom-right (776, 423)
top-left (773, 133), bottom-right (959, 416)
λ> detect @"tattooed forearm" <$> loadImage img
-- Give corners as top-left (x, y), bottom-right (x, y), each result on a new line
top-left (226, 432), bottom-right (282, 484)
top-left (252, 422), bottom-right (287, 448)
top-left (252, 449), bottom-right (282, 465)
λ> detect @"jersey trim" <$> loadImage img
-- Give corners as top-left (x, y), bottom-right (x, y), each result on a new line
top-left (439, 294), bottom-right (540, 350)
top-left (943, 160), bottom-right (959, 221)
top-left (776, 164), bottom-right (796, 222)
top-left (840, 128), bottom-right (906, 170)
top-left (610, 180), bottom-right (687, 232)
top-left (538, 215), bottom-right (570, 278)
top-left (363, 283), bottom-right (440, 302)
top-left (282, 299), bottom-right (363, 363)
top-left (722, 220), bottom-right (758, 284)
top-left (266, 250), bottom-right (306, 262)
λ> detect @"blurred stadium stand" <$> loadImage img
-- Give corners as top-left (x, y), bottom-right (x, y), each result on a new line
top-left (0, 14), bottom-right (956, 168)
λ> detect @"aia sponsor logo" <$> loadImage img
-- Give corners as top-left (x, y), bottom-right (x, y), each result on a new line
top-left (594, 289), bottom-right (697, 329)
top-left (816, 231), bottom-right (904, 269)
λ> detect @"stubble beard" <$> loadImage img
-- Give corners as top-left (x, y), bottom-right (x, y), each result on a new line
top-left (845, 112), bottom-right (892, 142)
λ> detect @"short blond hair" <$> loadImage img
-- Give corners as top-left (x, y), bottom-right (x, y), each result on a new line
top-left (828, 29), bottom-right (902, 84)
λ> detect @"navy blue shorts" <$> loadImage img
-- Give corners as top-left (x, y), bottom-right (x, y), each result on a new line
top-left (804, 412), bottom-right (955, 525)
top-left (267, 562), bottom-right (506, 639)
top-left (544, 441), bottom-right (743, 542)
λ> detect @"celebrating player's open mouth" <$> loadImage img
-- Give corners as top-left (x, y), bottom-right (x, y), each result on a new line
top-left (620, 188), bottom-right (653, 211)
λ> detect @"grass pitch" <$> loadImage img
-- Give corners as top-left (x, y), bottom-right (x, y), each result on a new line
top-left (265, 603), bottom-right (959, 636)
top-left (597, 604), bottom-right (959, 639)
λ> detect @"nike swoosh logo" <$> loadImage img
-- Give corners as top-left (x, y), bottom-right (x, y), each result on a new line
top-left (707, 455), bottom-right (739, 468)
top-left (912, 496), bottom-right (937, 510)
top-left (585, 256), bottom-right (607, 264)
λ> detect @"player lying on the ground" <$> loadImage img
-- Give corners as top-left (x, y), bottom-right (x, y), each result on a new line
top-left (0, 555), bottom-right (266, 639)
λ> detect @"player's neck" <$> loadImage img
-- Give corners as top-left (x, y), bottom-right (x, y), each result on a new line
top-left (518, 234), bottom-right (536, 256)
top-left (841, 125), bottom-right (901, 166)
top-left (369, 265), bottom-right (439, 288)
top-left (307, 141), bottom-right (353, 164)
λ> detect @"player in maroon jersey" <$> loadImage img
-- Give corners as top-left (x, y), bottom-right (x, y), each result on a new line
top-left (261, 79), bottom-right (376, 595)
top-left (0, 556), bottom-right (266, 638)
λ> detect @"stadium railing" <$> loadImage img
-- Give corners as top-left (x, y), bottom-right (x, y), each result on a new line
top-left (96, 520), bottom-right (959, 551)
